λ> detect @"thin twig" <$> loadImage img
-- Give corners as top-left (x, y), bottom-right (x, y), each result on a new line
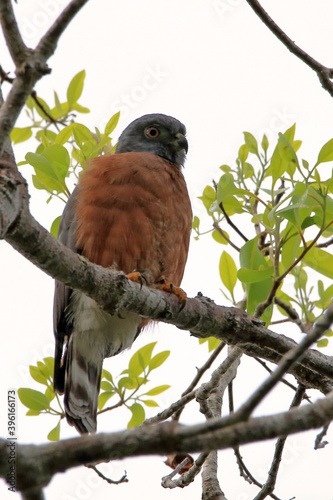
top-left (274, 297), bottom-right (310, 333)
top-left (253, 385), bottom-right (306, 500)
top-left (238, 301), bottom-right (333, 420)
top-left (229, 381), bottom-right (282, 500)
top-left (219, 201), bottom-right (248, 242)
top-left (0, 65), bottom-right (14, 84)
top-left (316, 236), bottom-right (333, 249)
top-left (245, 0), bottom-right (333, 97)
top-left (173, 341), bottom-right (226, 422)
top-left (143, 391), bottom-right (196, 425)
top-left (254, 357), bottom-right (311, 403)
top-left (314, 423), bottom-right (330, 450)
top-left (30, 90), bottom-right (66, 127)
top-left (213, 221), bottom-right (241, 251)
top-left (86, 464), bottom-right (128, 484)
top-left (161, 452), bottom-right (209, 489)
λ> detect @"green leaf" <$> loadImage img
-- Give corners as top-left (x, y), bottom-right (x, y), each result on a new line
top-left (118, 377), bottom-right (138, 391)
top-left (55, 125), bottom-right (73, 145)
top-left (221, 195), bottom-right (244, 215)
top-left (43, 357), bottom-right (54, 376)
top-left (219, 251), bottom-right (237, 293)
top-left (50, 216), bottom-right (61, 238)
top-left (192, 216), bottom-right (200, 230)
top-left (29, 366), bottom-right (48, 386)
top-left (26, 409), bottom-right (41, 416)
top-left (261, 134), bottom-right (269, 153)
top-left (37, 361), bottom-right (50, 379)
top-left (212, 229), bottom-right (229, 245)
top-left (317, 338), bottom-right (328, 348)
top-left (207, 337), bottom-right (221, 351)
top-left (10, 127), bottom-right (32, 144)
top-left (72, 123), bottom-right (92, 143)
top-left (216, 174), bottom-right (237, 203)
top-left (243, 162), bottom-right (255, 179)
top-left (18, 388), bottom-right (49, 411)
top-left (45, 386), bottom-right (55, 403)
top-left (237, 266), bottom-right (274, 283)
top-left (47, 421), bottom-right (61, 441)
top-left (198, 185), bottom-right (216, 214)
top-left (98, 391), bottom-right (114, 411)
top-left (67, 70), bottom-right (85, 105)
top-left (144, 385), bottom-right (170, 396)
top-left (104, 111), bottom-right (120, 136)
top-left (243, 132), bottom-right (258, 155)
top-left (129, 342), bottom-right (157, 376)
top-left (100, 381), bottom-right (113, 391)
top-left (72, 103), bottom-right (90, 113)
top-left (238, 144), bottom-right (249, 163)
top-left (142, 400), bottom-right (159, 407)
top-left (220, 164), bottom-right (231, 173)
top-left (54, 91), bottom-right (61, 111)
top-left (300, 246), bottom-right (333, 279)
top-left (33, 97), bottom-right (53, 120)
top-left (239, 237), bottom-right (274, 320)
top-left (149, 351), bottom-right (170, 371)
top-left (281, 227), bottom-right (301, 270)
top-left (102, 369), bottom-right (113, 383)
top-left (128, 403), bottom-right (145, 428)
top-left (26, 146), bottom-right (69, 194)
top-left (317, 138), bottom-right (333, 164)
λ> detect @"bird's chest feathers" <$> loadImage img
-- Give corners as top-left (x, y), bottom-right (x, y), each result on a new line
top-left (74, 154), bottom-right (190, 280)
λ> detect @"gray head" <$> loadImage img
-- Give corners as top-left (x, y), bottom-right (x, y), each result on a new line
top-left (116, 113), bottom-right (188, 167)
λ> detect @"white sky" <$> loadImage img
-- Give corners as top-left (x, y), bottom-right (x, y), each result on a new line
top-left (1, 1), bottom-right (333, 499)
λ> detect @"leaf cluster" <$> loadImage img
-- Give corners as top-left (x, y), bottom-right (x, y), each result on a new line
top-left (195, 125), bottom-right (333, 344)
top-left (11, 70), bottom-right (120, 236)
top-left (18, 343), bottom-right (170, 440)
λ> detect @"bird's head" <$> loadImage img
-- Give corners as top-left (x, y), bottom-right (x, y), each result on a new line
top-left (116, 113), bottom-right (188, 167)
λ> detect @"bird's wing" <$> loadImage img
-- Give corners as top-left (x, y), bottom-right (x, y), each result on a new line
top-left (53, 187), bottom-right (81, 393)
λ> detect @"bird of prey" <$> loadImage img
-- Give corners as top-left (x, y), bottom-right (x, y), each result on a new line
top-left (53, 113), bottom-right (192, 433)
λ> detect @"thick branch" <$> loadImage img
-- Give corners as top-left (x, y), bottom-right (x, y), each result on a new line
top-left (3, 391), bottom-right (333, 493)
top-left (3, 202), bottom-right (333, 394)
top-left (0, 0), bottom-right (28, 65)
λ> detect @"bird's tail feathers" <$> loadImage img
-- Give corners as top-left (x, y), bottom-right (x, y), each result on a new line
top-left (64, 337), bottom-right (102, 434)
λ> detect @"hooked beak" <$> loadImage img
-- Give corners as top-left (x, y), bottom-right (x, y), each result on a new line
top-left (175, 132), bottom-right (188, 153)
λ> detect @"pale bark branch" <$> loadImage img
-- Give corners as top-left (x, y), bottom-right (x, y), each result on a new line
top-left (0, 0), bottom-right (28, 65)
top-left (2, 390), bottom-right (332, 494)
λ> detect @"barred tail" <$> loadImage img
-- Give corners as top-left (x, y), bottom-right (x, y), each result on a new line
top-left (64, 337), bottom-right (102, 434)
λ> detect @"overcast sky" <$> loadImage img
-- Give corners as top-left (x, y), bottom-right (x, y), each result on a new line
top-left (1, 1), bottom-right (333, 499)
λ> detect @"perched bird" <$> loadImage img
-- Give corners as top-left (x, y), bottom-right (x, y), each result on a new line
top-left (53, 113), bottom-right (192, 433)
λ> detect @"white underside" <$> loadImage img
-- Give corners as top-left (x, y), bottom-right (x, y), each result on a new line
top-left (67, 291), bottom-right (142, 361)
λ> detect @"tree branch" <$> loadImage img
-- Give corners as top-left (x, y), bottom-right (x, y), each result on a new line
top-left (0, 0), bottom-right (89, 154)
top-left (0, 0), bottom-right (29, 66)
top-left (253, 385), bottom-right (306, 500)
top-left (245, 0), bottom-right (333, 96)
top-left (2, 199), bottom-right (333, 395)
top-left (3, 390), bottom-right (333, 494)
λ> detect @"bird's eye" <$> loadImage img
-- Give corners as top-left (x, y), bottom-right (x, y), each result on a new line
top-left (145, 127), bottom-right (160, 139)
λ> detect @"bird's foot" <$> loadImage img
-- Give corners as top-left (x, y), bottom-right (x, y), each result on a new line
top-left (127, 271), bottom-right (149, 289)
top-left (154, 282), bottom-right (187, 311)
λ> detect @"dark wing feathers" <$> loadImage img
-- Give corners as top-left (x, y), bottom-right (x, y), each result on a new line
top-left (53, 187), bottom-right (81, 394)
